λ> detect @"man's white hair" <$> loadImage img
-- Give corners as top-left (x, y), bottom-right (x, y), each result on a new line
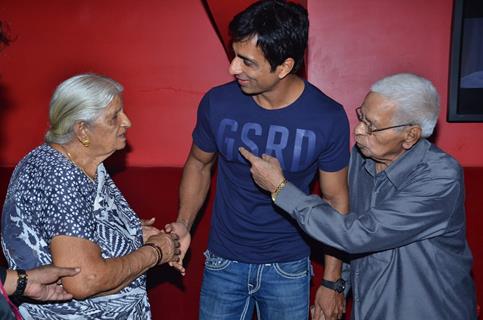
top-left (371, 73), bottom-right (440, 138)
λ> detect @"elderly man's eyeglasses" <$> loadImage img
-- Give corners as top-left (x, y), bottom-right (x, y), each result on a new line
top-left (355, 107), bottom-right (414, 135)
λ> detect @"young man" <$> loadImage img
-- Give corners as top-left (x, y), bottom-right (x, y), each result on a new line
top-left (168, 1), bottom-right (350, 319)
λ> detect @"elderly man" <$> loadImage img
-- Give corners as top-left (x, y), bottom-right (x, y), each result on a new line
top-left (240, 73), bottom-right (477, 319)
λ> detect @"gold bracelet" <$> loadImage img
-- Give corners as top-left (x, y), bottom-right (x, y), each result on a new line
top-left (143, 243), bottom-right (163, 265)
top-left (271, 178), bottom-right (287, 202)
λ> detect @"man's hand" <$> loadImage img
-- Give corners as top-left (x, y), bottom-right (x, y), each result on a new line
top-left (311, 305), bottom-right (325, 320)
top-left (313, 285), bottom-right (345, 320)
top-left (238, 147), bottom-right (285, 193)
top-left (141, 217), bottom-right (161, 243)
top-left (164, 222), bottom-right (191, 276)
top-left (23, 265), bottom-right (80, 301)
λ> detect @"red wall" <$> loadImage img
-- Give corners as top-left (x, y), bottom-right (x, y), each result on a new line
top-left (0, 0), bottom-right (231, 167)
top-left (307, 0), bottom-right (483, 167)
top-left (0, 0), bottom-right (482, 317)
top-left (0, 0), bottom-right (482, 168)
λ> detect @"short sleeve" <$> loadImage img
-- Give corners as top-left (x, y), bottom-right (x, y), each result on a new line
top-left (192, 92), bottom-right (218, 152)
top-left (40, 165), bottom-right (97, 242)
top-left (318, 106), bottom-right (350, 172)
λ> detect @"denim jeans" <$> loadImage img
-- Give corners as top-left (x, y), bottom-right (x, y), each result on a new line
top-left (200, 250), bottom-right (312, 320)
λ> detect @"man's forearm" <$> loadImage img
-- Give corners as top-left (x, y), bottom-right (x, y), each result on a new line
top-left (323, 255), bottom-right (343, 280)
top-left (3, 269), bottom-right (17, 295)
top-left (321, 184), bottom-right (349, 281)
top-left (177, 159), bottom-right (213, 230)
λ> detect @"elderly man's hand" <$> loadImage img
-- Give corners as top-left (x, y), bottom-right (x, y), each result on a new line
top-left (238, 147), bottom-right (285, 193)
top-left (313, 285), bottom-right (345, 320)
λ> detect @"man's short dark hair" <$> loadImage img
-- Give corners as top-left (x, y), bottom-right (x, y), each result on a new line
top-left (229, 0), bottom-right (308, 73)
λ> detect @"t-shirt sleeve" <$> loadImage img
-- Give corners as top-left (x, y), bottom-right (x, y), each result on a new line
top-left (192, 92), bottom-right (218, 152)
top-left (318, 106), bottom-right (350, 172)
top-left (40, 167), bottom-right (97, 242)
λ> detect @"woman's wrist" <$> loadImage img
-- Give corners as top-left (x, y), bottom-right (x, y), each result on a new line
top-left (143, 243), bottom-right (163, 266)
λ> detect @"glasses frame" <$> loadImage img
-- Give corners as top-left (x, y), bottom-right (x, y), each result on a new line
top-left (355, 107), bottom-right (414, 135)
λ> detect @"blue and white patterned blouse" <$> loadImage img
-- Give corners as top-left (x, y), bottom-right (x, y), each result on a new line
top-left (1, 144), bottom-right (151, 319)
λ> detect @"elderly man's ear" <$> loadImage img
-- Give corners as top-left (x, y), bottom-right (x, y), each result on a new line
top-left (402, 126), bottom-right (422, 150)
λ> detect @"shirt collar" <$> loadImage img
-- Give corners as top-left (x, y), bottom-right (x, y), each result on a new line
top-left (362, 139), bottom-right (430, 188)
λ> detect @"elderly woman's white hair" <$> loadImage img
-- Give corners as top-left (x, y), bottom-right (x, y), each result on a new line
top-left (370, 73), bottom-right (440, 138)
top-left (45, 73), bottom-right (123, 144)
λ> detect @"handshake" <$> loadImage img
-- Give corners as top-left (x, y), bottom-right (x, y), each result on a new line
top-left (141, 218), bottom-right (191, 276)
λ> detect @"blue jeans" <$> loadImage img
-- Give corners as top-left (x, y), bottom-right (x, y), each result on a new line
top-left (200, 250), bottom-right (312, 320)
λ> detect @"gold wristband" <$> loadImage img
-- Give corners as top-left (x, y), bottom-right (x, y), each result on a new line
top-left (271, 178), bottom-right (287, 202)
top-left (144, 243), bottom-right (163, 265)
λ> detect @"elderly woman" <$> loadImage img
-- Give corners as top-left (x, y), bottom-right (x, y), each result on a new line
top-left (1, 74), bottom-right (180, 319)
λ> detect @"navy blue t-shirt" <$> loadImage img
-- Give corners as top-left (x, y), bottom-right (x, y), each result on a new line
top-left (193, 80), bottom-right (349, 263)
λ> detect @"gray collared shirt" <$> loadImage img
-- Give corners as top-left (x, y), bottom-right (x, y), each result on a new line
top-left (276, 139), bottom-right (476, 319)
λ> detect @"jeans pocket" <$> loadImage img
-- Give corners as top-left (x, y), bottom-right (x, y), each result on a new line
top-left (203, 250), bottom-right (232, 271)
top-left (273, 257), bottom-right (309, 279)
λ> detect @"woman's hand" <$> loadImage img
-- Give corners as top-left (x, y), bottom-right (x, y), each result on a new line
top-left (141, 217), bottom-right (161, 243)
top-left (145, 232), bottom-right (181, 265)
